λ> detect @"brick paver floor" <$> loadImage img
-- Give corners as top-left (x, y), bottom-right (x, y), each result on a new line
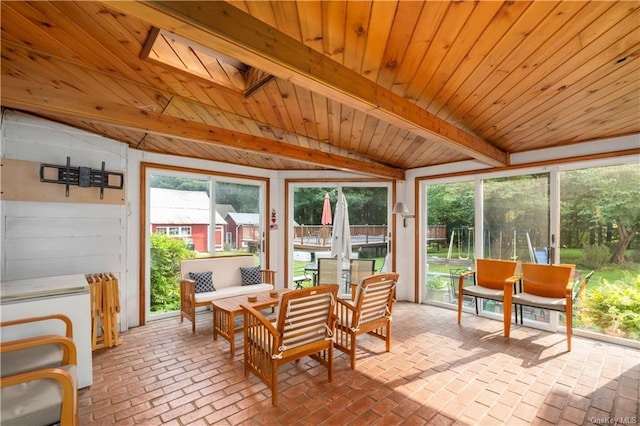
top-left (80, 302), bottom-right (639, 425)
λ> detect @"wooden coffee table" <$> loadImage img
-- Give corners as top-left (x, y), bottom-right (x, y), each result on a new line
top-left (212, 289), bottom-right (291, 356)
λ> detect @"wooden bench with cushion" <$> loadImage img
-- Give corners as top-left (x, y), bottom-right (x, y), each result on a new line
top-left (180, 254), bottom-right (275, 333)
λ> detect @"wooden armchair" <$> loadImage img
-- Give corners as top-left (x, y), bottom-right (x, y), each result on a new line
top-left (504, 263), bottom-right (576, 351)
top-left (1, 316), bottom-right (78, 426)
top-left (334, 273), bottom-right (399, 369)
top-left (242, 284), bottom-right (338, 406)
top-left (457, 259), bottom-right (519, 325)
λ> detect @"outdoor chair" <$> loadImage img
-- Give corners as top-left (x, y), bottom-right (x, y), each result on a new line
top-left (1, 315), bottom-right (79, 425)
top-left (335, 273), bottom-right (398, 369)
top-left (317, 257), bottom-right (340, 285)
top-left (457, 259), bottom-right (520, 325)
top-left (242, 284), bottom-right (338, 406)
top-left (349, 258), bottom-right (376, 300)
top-left (503, 263), bottom-right (576, 351)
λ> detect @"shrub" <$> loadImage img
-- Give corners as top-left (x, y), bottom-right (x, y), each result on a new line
top-left (578, 273), bottom-right (640, 340)
top-left (426, 275), bottom-right (448, 289)
top-left (580, 244), bottom-right (611, 270)
top-left (628, 249), bottom-right (640, 263)
top-left (150, 233), bottom-right (195, 313)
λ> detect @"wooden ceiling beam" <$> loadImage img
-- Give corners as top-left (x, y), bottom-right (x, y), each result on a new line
top-left (1, 84), bottom-right (404, 180)
top-left (101, 0), bottom-right (507, 167)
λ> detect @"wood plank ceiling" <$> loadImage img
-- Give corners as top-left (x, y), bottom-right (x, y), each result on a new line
top-left (1, 1), bottom-right (638, 179)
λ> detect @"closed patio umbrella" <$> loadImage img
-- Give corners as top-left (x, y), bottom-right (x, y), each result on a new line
top-left (331, 193), bottom-right (352, 263)
top-left (321, 192), bottom-right (332, 246)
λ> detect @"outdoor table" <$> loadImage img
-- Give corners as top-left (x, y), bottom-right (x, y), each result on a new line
top-left (211, 289), bottom-right (291, 356)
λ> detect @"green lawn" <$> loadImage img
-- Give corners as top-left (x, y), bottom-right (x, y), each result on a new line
top-left (426, 247), bottom-right (640, 289)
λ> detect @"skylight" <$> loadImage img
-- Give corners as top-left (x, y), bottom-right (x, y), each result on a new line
top-left (142, 27), bottom-right (273, 97)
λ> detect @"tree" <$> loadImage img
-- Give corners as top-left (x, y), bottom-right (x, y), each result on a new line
top-left (426, 182), bottom-right (474, 230)
top-left (561, 164), bottom-right (639, 263)
top-left (293, 187), bottom-right (388, 226)
top-left (216, 182), bottom-right (259, 213)
top-left (150, 175), bottom-right (209, 193)
top-left (591, 165), bottom-right (639, 263)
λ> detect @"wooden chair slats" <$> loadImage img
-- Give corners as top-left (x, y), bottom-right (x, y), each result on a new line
top-left (242, 285), bottom-right (338, 406)
top-left (335, 273), bottom-right (398, 369)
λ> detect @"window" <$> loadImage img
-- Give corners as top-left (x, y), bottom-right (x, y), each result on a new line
top-left (144, 166), bottom-right (267, 321)
top-left (420, 158), bottom-right (639, 344)
top-left (289, 183), bottom-right (391, 296)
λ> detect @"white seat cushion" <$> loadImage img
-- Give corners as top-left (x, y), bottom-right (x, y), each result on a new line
top-left (1, 364), bottom-right (76, 426)
top-left (462, 285), bottom-right (504, 301)
top-left (194, 283), bottom-right (273, 304)
top-left (512, 292), bottom-right (566, 311)
top-left (1, 343), bottom-right (64, 377)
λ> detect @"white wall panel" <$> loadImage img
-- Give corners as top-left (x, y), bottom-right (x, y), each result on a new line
top-left (5, 217), bottom-right (122, 238)
top-left (1, 110), bottom-right (128, 330)
top-left (5, 257), bottom-right (121, 281)
top-left (6, 236), bottom-right (121, 259)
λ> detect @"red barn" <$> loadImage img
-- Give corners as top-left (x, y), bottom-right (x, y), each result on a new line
top-left (150, 188), bottom-right (227, 252)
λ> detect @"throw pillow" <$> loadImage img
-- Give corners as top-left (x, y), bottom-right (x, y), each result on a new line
top-left (189, 271), bottom-right (215, 293)
top-left (240, 266), bottom-right (262, 286)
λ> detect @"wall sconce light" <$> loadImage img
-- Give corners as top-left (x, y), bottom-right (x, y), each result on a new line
top-left (393, 202), bottom-right (415, 228)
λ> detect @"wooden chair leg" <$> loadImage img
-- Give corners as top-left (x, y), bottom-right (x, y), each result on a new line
top-left (271, 362), bottom-right (278, 407)
top-left (350, 334), bottom-right (357, 369)
top-left (566, 299), bottom-right (572, 352)
top-left (328, 345), bottom-right (334, 382)
top-left (457, 277), bottom-right (465, 324)
top-left (503, 295), bottom-right (512, 339)
top-left (385, 322), bottom-right (391, 352)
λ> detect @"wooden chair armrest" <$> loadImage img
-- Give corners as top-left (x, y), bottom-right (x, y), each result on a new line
top-left (1, 367), bottom-right (77, 426)
top-left (1, 314), bottom-right (73, 339)
top-left (458, 270), bottom-right (476, 294)
top-left (261, 269), bottom-right (276, 285)
top-left (0, 366), bottom-right (75, 388)
top-left (335, 298), bottom-right (357, 327)
top-left (505, 275), bottom-right (521, 293)
top-left (241, 305), bottom-right (278, 335)
top-left (503, 275), bottom-right (521, 296)
top-left (458, 270), bottom-right (476, 283)
top-left (241, 304), bottom-right (280, 354)
top-left (1, 335), bottom-right (78, 365)
top-left (565, 280), bottom-right (574, 298)
top-left (460, 270), bottom-right (476, 278)
top-left (336, 298), bottom-right (357, 312)
top-left (180, 279), bottom-right (196, 298)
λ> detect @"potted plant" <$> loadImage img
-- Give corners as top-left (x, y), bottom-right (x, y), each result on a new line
top-left (426, 276), bottom-right (450, 302)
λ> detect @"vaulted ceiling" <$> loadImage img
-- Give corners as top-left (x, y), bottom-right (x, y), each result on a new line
top-left (2, 1), bottom-right (639, 179)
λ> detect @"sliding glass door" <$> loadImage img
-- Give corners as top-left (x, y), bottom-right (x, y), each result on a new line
top-left (145, 167), bottom-right (266, 321)
top-left (421, 158), bottom-right (639, 344)
top-left (422, 173), bottom-right (551, 318)
top-left (289, 182), bottom-right (390, 297)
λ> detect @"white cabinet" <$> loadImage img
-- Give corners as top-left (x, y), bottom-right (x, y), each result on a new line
top-left (1, 274), bottom-right (93, 388)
